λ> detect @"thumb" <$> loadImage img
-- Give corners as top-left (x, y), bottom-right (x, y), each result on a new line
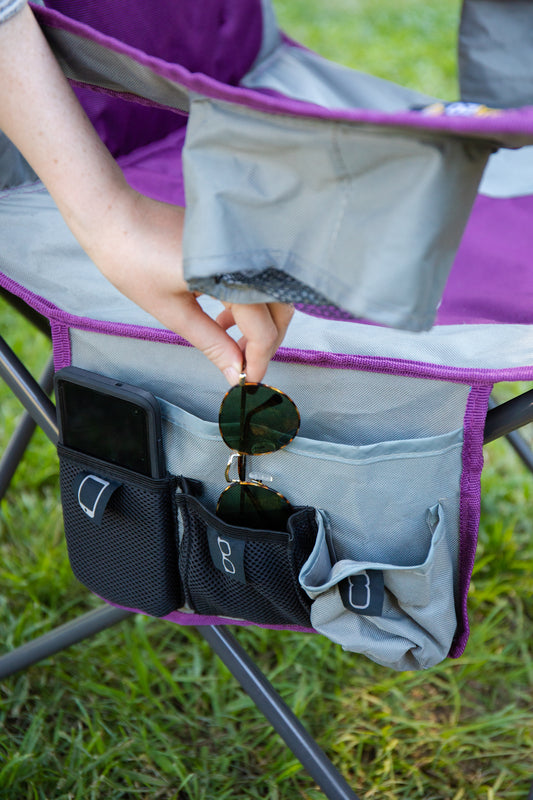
top-left (171, 295), bottom-right (244, 385)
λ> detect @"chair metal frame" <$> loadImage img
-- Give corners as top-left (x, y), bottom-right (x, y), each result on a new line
top-left (1, 309), bottom-right (533, 800)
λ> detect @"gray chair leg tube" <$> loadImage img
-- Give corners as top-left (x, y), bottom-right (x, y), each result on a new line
top-left (0, 355), bottom-right (55, 499)
top-left (198, 625), bottom-right (360, 800)
top-left (0, 336), bottom-right (58, 445)
top-left (485, 396), bottom-right (533, 473)
top-left (0, 606), bottom-right (133, 679)
top-left (504, 427), bottom-right (533, 474)
top-left (484, 392), bottom-right (533, 445)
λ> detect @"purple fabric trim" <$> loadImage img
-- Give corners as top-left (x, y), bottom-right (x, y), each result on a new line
top-left (438, 194), bottom-right (533, 326)
top-left (3, 268), bottom-right (533, 386)
top-left (274, 348), bottom-right (533, 386)
top-left (30, 4), bottom-right (533, 147)
top-left (36, 0), bottom-right (262, 157)
top-left (50, 320), bottom-right (71, 370)
top-left (117, 127), bottom-right (187, 205)
top-left (449, 384), bottom-right (491, 658)
top-left (102, 600), bottom-right (315, 633)
top-left (42, 0), bottom-right (263, 87)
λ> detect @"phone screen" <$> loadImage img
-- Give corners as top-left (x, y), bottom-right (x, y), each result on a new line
top-left (57, 380), bottom-right (154, 476)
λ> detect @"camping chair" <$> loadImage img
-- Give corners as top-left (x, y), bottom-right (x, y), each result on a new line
top-left (1, 1), bottom-right (533, 796)
top-left (2, 322), bottom-right (533, 800)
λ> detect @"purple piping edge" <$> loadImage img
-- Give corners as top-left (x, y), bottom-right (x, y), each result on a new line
top-left (30, 4), bottom-right (533, 146)
top-left (0, 274), bottom-right (525, 647)
top-left (50, 319), bottom-right (71, 370)
top-left (3, 269), bottom-right (533, 385)
top-left (449, 384), bottom-right (492, 658)
top-left (103, 599), bottom-right (315, 634)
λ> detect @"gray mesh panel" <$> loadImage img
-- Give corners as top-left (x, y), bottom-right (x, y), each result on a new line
top-left (42, 24), bottom-right (190, 113)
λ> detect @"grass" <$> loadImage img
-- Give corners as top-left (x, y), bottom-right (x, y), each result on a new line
top-left (1, 1), bottom-right (533, 798)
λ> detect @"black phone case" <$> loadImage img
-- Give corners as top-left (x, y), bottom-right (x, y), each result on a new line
top-left (54, 367), bottom-right (165, 479)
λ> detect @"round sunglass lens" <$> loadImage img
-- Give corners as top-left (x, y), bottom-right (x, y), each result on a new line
top-left (219, 383), bottom-right (300, 455)
top-left (216, 483), bottom-right (292, 531)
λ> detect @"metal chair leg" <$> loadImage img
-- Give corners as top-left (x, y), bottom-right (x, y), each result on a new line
top-left (0, 354), bottom-right (55, 499)
top-left (0, 336), bottom-right (57, 445)
top-left (485, 395), bottom-right (533, 474)
top-left (484, 392), bottom-right (533, 445)
top-left (0, 605), bottom-right (133, 679)
top-left (198, 625), bottom-right (361, 800)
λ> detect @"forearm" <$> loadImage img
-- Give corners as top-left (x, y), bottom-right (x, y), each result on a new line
top-left (0, 5), bottom-right (292, 384)
top-left (0, 4), bottom-right (129, 243)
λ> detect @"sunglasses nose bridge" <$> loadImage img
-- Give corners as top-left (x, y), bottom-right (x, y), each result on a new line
top-left (224, 452), bottom-right (248, 483)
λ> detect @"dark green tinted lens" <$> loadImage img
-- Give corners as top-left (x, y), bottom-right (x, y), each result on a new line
top-left (216, 482), bottom-right (292, 531)
top-left (219, 383), bottom-right (300, 454)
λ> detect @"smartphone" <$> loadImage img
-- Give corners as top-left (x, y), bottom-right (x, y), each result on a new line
top-left (54, 367), bottom-right (166, 479)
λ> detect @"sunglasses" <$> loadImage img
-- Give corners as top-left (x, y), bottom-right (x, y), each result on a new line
top-left (216, 373), bottom-right (300, 531)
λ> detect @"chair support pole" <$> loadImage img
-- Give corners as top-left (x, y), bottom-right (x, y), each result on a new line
top-left (197, 625), bottom-right (360, 800)
top-left (0, 336), bottom-right (58, 445)
top-left (502, 427), bottom-right (533, 474)
top-left (0, 606), bottom-right (133, 679)
top-left (0, 355), bottom-right (55, 499)
top-left (484, 391), bottom-right (533, 444)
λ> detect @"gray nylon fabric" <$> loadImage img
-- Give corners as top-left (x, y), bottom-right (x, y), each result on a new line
top-left (0, 0), bottom-right (26, 24)
top-left (242, 35), bottom-right (434, 112)
top-left (179, 2), bottom-right (490, 328)
top-left (68, 331), bottom-right (464, 670)
top-left (182, 95), bottom-right (490, 331)
top-left (2, 181), bottom-right (533, 371)
top-left (68, 329), bottom-right (472, 445)
top-left (459, 0), bottom-right (533, 108)
top-left (0, 133), bottom-right (37, 190)
top-left (479, 145), bottom-right (533, 198)
top-left (300, 505), bottom-right (457, 670)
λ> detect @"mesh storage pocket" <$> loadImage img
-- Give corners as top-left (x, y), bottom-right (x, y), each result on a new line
top-left (176, 491), bottom-right (317, 626)
top-left (58, 444), bottom-right (181, 616)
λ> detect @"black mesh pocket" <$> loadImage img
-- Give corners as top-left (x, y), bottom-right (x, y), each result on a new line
top-left (176, 492), bottom-right (316, 626)
top-left (58, 444), bottom-right (181, 616)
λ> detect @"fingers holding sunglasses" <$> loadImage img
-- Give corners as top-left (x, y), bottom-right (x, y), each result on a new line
top-left (219, 301), bottom-right (295, 383)
top-left (166, 293), bottom-right (248, 385)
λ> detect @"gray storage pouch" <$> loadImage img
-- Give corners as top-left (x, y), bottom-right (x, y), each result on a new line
top-left (300, 504), bottom-right (456, 671)
top-left (182, 92), bottom-right (490, 332)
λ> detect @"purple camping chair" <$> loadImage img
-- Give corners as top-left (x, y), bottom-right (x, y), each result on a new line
top-left (1, 1), bottom-right (533, 797)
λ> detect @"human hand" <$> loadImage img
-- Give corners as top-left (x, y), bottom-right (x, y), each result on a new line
top-left (79, 189), bottom-right (294, 385)
top-left (0, 6), bottom-right (293, 384)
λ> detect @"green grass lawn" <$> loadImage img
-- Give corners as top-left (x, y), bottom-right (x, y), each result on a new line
top-left (1, 2), bottom-right (533, 798)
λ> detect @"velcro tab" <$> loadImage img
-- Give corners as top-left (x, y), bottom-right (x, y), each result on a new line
top-left (72, 472), bottom-right (121, 526)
